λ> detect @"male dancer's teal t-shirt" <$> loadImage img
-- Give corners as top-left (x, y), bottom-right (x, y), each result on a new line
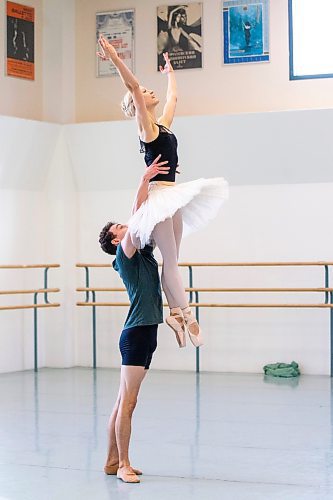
top-left (113, 244), bottom-right (163, 329)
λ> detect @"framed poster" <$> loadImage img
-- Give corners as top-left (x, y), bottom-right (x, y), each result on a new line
top-left (223, 0), bottom-right (269, 64)
top-left (157, 3), bottom-right (203, 71)
top-left (6, 1), bottom-right (35, 80)
top-left (96, 9), bottom-right (134, 77)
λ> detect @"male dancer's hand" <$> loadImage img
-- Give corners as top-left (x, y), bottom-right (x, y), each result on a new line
top-left (143, 155), bottom-right (169, 181)
top-left (131, 155), bottom-right (169, 215)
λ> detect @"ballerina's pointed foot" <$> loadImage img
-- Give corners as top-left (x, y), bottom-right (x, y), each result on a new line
top-left (166, 307), bottom-right (186, 348)
top-left (104, 464), bottom-right (142, 476)
top-left (116, 465), bottom-right (141, 483)
top-left (183, 309), bottom-right (204, 347)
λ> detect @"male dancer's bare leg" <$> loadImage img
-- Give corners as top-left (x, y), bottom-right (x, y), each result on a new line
top-left (105, 389), bottom-right (143, 474)
top-left (104, 365), bottom-right (147, 482)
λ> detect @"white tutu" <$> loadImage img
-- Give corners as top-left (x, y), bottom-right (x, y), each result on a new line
top-left (128, 177), bottom-right (229, 248)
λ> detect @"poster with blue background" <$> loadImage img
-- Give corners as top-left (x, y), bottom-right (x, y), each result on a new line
top-left (223, 0), bottom-right (269, 64)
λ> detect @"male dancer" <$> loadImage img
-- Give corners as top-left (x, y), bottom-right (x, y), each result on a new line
top-left (98, 155), bottom-right (169, 483)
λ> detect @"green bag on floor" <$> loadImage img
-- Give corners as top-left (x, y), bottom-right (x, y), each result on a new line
top-left (263, 361), bottom-right (300, 378)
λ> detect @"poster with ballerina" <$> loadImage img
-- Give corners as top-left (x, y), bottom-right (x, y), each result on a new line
top-left (157, 3), bottom-right (203, 71)
top-left (223, 0), bottom-right (269, 64)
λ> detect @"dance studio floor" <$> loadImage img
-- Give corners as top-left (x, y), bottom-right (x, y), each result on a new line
top-left (0, 367), bottom-right (332, 500)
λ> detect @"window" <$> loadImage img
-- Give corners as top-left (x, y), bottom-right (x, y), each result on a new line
top-left (289, 0), bottom-right (333, 80)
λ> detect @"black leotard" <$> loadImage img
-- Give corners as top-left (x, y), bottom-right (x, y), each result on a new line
top-left (139, 124), bottom-right (179, 182)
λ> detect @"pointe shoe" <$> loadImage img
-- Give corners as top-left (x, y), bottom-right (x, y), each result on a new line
top-left (183, 310), bottom-right (204, 347)
top-left (104, 464), bottom-right (142, 475)
top-left (166, 308), bottom-right (186, 348)
top-left (117, 466), bottom-right (140, 483)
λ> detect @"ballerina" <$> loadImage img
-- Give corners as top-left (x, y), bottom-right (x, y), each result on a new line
top-left (97, 36), bottom-right (228, 348)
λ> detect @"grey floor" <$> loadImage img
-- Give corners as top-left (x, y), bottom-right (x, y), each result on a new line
top-left (0, 368), bottom-right (333, 500)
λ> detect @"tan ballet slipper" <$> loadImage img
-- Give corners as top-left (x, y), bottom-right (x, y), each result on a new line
top-left (116, 465), bottom-right (141, 483)
top-left (104, 464), bottom-right (142, 475)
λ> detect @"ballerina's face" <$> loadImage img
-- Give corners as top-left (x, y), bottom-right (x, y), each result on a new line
top-left (179, 12), bottom-right (187, 25)
top-left (140, 87), bottom-right (159, 108)
top-left (172, 10), bottom-right (187, 27)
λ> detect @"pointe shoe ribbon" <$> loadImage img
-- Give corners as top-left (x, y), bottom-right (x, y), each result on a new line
top-left (165, 308), bottom-right (186, 348)
top-left (117, 466), bottom-right (141, 483)
top-left (183, 311), bottom-right (204, 347)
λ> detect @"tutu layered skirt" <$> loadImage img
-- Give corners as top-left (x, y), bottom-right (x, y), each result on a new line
top-left (128, 177), bottom-right (229, 248)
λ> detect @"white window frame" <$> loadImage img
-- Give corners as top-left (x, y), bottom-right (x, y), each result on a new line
top-left (289, 0), bottom-right (333, 80)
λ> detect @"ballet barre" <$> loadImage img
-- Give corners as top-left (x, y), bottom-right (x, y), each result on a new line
top-left (0, 264), bottom-right (61, 371)
top-left (76, 262), bottom-right (333, 373)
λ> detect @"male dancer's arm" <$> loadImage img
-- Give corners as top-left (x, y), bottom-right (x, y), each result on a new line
top-left (121, 155), bottom-right (169, 258)
top-left (131, 155), bottom-right (169, 215)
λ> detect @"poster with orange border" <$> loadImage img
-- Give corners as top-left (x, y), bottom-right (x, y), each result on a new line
top-left (6, 1), bottom-right (35, 80)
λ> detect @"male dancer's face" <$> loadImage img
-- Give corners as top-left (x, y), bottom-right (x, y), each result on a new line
top-left (109, 223), bottom-right (128, 246)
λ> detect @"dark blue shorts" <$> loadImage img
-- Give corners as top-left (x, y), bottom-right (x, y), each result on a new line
top-left (119, 324), bottom-right (158, 370)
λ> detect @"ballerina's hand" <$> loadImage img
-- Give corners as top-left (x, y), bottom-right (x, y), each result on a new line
top-left (96, 35), bottom-right (118, 61)
top-left (159, 52), bottom-right (174, 74)
top-left (144, 155), bottom-right (169, 181)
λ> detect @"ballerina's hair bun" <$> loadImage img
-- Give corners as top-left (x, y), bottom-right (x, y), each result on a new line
top-left (121, 91), bottom-right (136, 118)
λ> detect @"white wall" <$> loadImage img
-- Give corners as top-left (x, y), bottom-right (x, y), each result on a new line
top-left (43, 129), bottom-right (77, 368)
top-left (1, 110), bottom-right (332, 374)
top-left (43, 0), bottom-right (76, 123)
top-left (65, 109), bottom-right (333, 189)
top-left (0, 190), bottom-right (46, 373)
top-left (0, 117), bottom-right (76, 373)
